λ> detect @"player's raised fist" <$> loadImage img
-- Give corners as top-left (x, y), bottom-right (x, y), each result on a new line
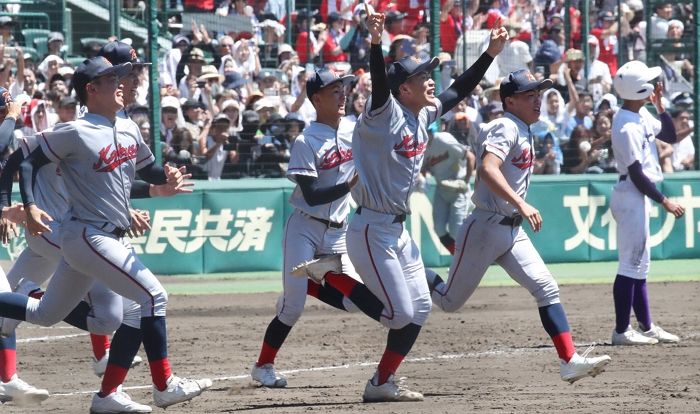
top-left (486, 17), bottom-right (509, 58)
top-left (365, 3), bottom-right (384, 44)
top-left (662, 198), bottom-right (685, 219)
top-left (650, 81), bottom-right (665, 113)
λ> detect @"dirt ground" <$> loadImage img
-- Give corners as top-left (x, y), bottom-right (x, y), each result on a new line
top-left (3, 281), bottom-right (699, 413)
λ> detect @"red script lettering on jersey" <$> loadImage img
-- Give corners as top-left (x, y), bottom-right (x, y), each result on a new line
top-left (511, 147), bottom-right (533, 170)
top-left (319, 147), bottom-right (353, 170)
top-left (93, 143), bottom-right (138, 172)
top-left (394, 135), bottom-right (426, 158)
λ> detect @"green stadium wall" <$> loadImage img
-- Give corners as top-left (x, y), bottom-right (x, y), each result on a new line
top-left (3, 173), bottom-right (699, 274)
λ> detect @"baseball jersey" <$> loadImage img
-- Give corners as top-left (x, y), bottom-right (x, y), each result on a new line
top-left (287, 118), bottom-right (355, 223)
top-left (351, 95), bottom-right (442, 215)
top-left (424, 132), bottom-right (467, 182)
top-left (611, 106), bottom-right (663, 183)
top-left (39, 113), bottom-right (155, 229)
top-left (472, 112), bottom-right (534, 217)
top-left (18, 134), bottom-right (69, 222)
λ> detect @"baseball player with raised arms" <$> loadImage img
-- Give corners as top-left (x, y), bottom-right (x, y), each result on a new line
top-left (294, 9), bottom-right (508, 402)
top-left (250, 68), bottom-right (362, 388)
top-left (426, 69), bottom-right (611, 383)
top-left (609, 61), bottom-right (685, 345)
top-left (0, 57), bottom-right (211, 412)
top-left (423, 131), bottom-right (474, 254)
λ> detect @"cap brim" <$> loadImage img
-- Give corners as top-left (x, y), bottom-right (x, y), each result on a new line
top-left (97, 62), bottom-right (133, 78)
top-left (642, 66), bottom-right (662, 82)
top-left (516, 78), bottom-right (553, 94)
top-left (407, 57), bottom-right (441, 79)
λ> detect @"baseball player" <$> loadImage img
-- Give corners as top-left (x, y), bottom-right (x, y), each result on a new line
top-left (294, 10), bottom-right (508, 402)
top-left (426, 69), bottom-right (611, 383)
top-left (0, 91), bottom-right (52, 405)
top-left (423, 131), bottom-right (474, 254)
top-left (250, 68), bottom-right (362, 388)
top-left (609, 61), bottom-right (685, 345)
top-left (0, 57), bottom-right (211, 412)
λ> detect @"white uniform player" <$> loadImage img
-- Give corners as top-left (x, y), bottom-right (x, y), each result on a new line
top-left (251, 68), bottom-right (360, 388)
top-left (0, 57), bottom-right (211, 413)
top-left (609, 61), bottom-right (685, 346)
top-left (428, 69), bottom-right (611, 383)
top-left (423, 131), bottom-right (472, 254)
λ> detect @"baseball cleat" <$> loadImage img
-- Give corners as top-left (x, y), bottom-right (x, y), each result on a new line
top-left (290, 255), bottom-right (342, 284)
top-left (611, 326), bottom-right (659, 345)
top-left (560, 347), bottom-right (611, 384)
top-left (640, 323), bottom-right (680, 343)
top-left (251, 363), bottom-right (288, 388)
top-left (93, 351), bottom-right (144, 377)
top-left (362, 374), bottom-right (424, 403)
top-left (152, 375), bottom-right (212, 408)
top-left (0, 374), bottom-right (50, 406)
top-left (90, 389), bottom-right (152, 413)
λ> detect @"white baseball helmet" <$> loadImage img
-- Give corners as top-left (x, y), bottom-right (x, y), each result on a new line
top-left (613, 60), bottom-right (662, 101)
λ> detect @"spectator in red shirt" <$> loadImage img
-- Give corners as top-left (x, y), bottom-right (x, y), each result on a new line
top-left (485, 0), bottom-right (506, 29)
top-left (440, 0), bottom-right (463, 55)
top-left (590, 10), bottom-right (618, 75)
top-left (395, 0), bottom-right (427, 33)
top-left (295, 9), bottom-right (324, 64)
top-left (321, 12), bottom-right (348, 63)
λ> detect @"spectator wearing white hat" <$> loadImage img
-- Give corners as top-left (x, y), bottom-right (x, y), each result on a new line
top-left (659, 19), bottom-right (693, 99)
top-left (197, 65), bottom-right (225, 114)
top-left (584, 34), bottom-right (612, 105)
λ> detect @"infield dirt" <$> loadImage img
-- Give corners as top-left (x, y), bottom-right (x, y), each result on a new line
top-left (4, 281), bottom-right (699, 413)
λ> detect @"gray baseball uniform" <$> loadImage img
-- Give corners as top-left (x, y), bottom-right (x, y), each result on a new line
top-left (277, 118), bottom-right (359, 326)
top-left (424, 131), bottom-right (471, 241)
top-left (346, 95), bottom-right (441, 329)
top-left (432, 112), bottom-right (560, 312)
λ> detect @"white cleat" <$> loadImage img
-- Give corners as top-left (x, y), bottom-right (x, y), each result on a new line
top-left (93, 350), bottom-right (144, 377)
top-left (362, 374), bottom-right (424, 403)
top-left (251, 363), bottom-right (288, 388)
top-left (0, 317), bottom-right (21, 338)
top-left (90, 390), bottom-right (152, 413)
top-left (152, 375), bottom-right (212, 408)
top-left (0, 374), bottom-right (50, 406)
top-left (640, 323), bottom-right (680, 343)
top-left (612, 326), bottom-right (659, 345)
top-left (560, 347), bottom-right (612, 384)
top-left (290, 255), bottom-right (342, 284)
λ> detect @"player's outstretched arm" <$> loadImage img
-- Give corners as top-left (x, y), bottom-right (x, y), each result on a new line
top-left (18, 147), bottom-right (53, 235)
top-left (437, 18), bottom-right (508, 115)
top-left (366, 6), bottom-right (390, 112)
top-left (480, 152), bottom-right (542, 232)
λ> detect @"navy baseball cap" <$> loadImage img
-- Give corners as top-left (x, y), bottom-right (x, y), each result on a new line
top-left (0, 87), bottom-right (8, 108)
top-left (499, 69), bottom-right (553, 102)
top-left (306, 68), bottom-right (354, 100)
top-left (72, 57), bottom-right (133, 97)
top-left (98, 41), bottom-right (151, 67)
top-left (387, 55), bottom-right (440, 93)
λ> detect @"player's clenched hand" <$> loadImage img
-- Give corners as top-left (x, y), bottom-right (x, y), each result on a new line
top-left (128, 208), bottom-right (151, 238)
top-left (365, 3), bottom-right (384, 44)
top-left (486, 17), bottom-right (509, 58)
top-left (518, 201), bottom-right (542, 232)
top-left (649, 82), bottom-right (665, 114)
top-left (662, 198), bottom-right (685, 218)
top-left (165, 164), bottom-right (184, 185)
top-left (25, 204), bottom-right (53, 236)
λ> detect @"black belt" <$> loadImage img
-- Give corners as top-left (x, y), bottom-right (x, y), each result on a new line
top-left (308, 215), bottom-right (345, 229)
top-left (71, 217), bottom-right (128, 238)
top-left (356, 207), bottom-right (406, 224)
top-left (619, 174), bottom-right (627, 181)
top-left (499, 215), bottom-right (523, 227)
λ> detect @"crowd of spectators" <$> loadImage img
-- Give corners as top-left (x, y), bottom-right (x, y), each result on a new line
top-left (0, 0), bottom-right (695, 180)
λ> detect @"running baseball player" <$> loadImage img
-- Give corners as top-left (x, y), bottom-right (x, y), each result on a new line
top-left (0, 57), bottom-right (211, 412)
top-left (294, 10), bottom-right (508, 401)
top-left (609, 61), bottom-right (684, 345)
top-left (250, 68), bottom-right (361, 388)
top-left (426, 69), bottom-right (611, 383)
top-left (423, 131), bottom-right (474, 254)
